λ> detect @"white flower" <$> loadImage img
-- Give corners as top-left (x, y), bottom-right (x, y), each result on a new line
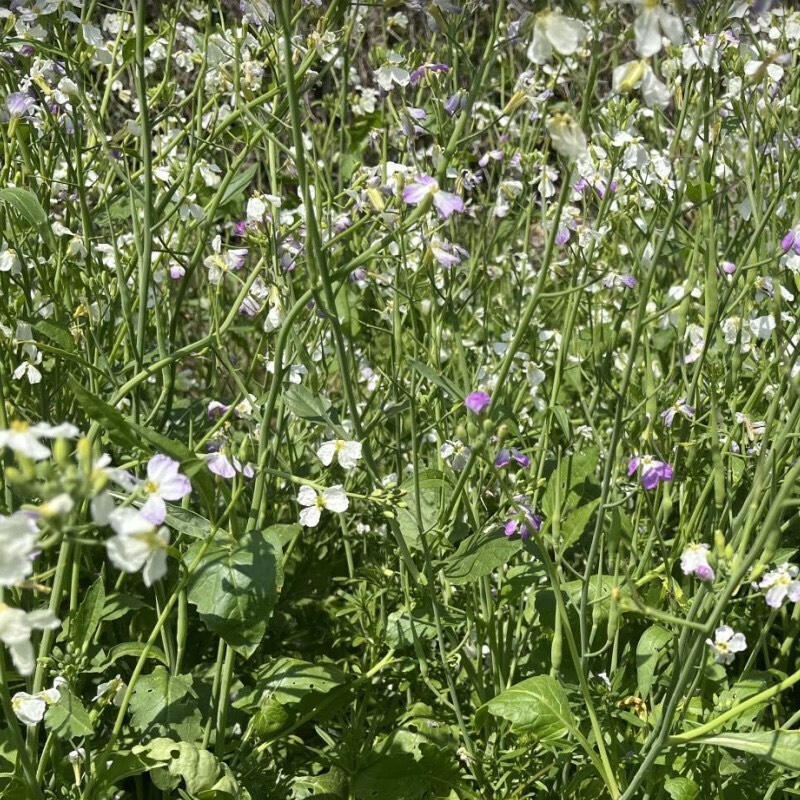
top-left (0, 604), bottom-right (61, 676)
top-left (527, 12), bottom-right (586, 64)
top-left (627, 0), bottom-right (684, 58)
top-left (0, 512), bottom-right (39, 587)
top-left (0, 421), bottom-right (79, 461)
top-left (613, 60), bottom-right (671, 108)
top-left (706, 625), bottom-right (747, 665)
top-left (750, 314), bottom-right (776, 340)
top-left (375, 53), bottom-right (410, 91)
top-left (106, 508), bottom-right (170, 587)
top-left (316, 439), bottom-right (363, 470)
top-left (680, 543), bottom-right (715, 582)
top-left (12, 692), bottom-right (48, 726)
top-left (757, 564), bottom-right (800, 609)
top-left (12, 679), bottom-right (62, 726)
top-left (546, 113), bottom-right (588, 160)
top-left (297, 484), bottom-right (349, 527)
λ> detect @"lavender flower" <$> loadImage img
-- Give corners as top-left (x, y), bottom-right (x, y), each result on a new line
top-left (660, 398), bottom-right (695, 427)
top-left (495, 447), bottom-right (530, 468)
top-left (628, 455), bottom-right (673, 490)
top-left (503, 496), bottom-right (542, 541)
top-left (402, 175), bottom-right (464, 220)
top-left (465, 391), bottom-right (492, 415)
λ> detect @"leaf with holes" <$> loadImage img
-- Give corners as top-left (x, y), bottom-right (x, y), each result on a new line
top-left (129, 667), bottom-right (203, 744)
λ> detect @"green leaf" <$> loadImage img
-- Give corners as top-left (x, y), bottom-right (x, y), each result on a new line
top-left (252, 658), bottom-right (351, 739)
top-left (106, 642), bottom-right (169, 666)
top-left (396, 469), bottom-right (452, 551)
top-left (133, 738), bottom-right (249, 798)
top-left (61, 575), bottom-right (105, 654)
top-left (353, 729), bottom-right (461, 799)
top-left (482, 675), bottom-right (577, 742)
top-left (283, 384), bottom-right (338, 427)
top-left (165, 505), bottom-right (214, 540)
top-left (129, 667), bottom-right (203, 743)
top-left (0, 187), bottom-right (48, 232)
top-left (120, 33), bottom-right (161, 65)
top-left (636, 625), bottom-right (672, 699)
top-left (30, 320), bottom-right (76, 353)
top-left (45, 687), bottom-right (93, 739)
top-left (218, 163), bottom-right (259, 207)
top-left (686, 731), bottom-right (800, 770)
top-left (542, 446), bottom-right (599, 518)
top-left (385, 610), bottom-right (437, 649)
top-left (408, 359), bottom-right (463, 401)
top-left (186, 529), bottom-right (283, 657)
top-left (560, 497), bottom-right (600, 549)
top-left (686, 181), bottom-right (714, 205)
top-left (664, 777), bottom-right (700, 800)
top-left (442, 528), bottom-right (523, 585)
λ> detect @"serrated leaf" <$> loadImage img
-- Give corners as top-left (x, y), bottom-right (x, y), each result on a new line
top-left (442, 529), bottom-right (522, 585)
top-left (283, 384), bottom-right (338, 427)
top-left (482, 675), bottom-right (577, 742)
top-left (0, 187), bottom-right (48, 232)
top-left (186, 529), bottom-right (283, 657)
top-left (129, 667), bottom-right (202, 743)
top-left (664, 777), bottom-right (700, 800)
top-left (45, 688), bottom-right (93, 739)
top-left (560, 498), bottom-right (600, 549)
top-left (353, 729), bottom-right (461, 800)
top-left (30, 320), bottom-right (76, 353)
top-left (636, 625), bottom-right (672, 699)
top-left (685, 731), bottom-right (800, 770)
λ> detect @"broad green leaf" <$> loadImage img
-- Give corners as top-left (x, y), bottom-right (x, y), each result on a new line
top-left (291, 769), bottom-right (347, 799)
top-left (45, 687), bottom-right (93, 739)
top-left (687, 731), bottom-right (800, 770)
top-left (31, 320), bottom-right (76, 353)
top-left (385, 609), bottom-right (437, 649)
top-left (252, 658), bottom-right (350, 739)
top-left (542, 445), bottom-right (599, 518)
top-left (482, 675), bottom-right (577, 742)
top-left (0, 187), bottom-right (48, 232)
top-left (353, 729), bottom-right (461, 800)
top-left (133, 738), bottom-right (250, 798)
top-left (165, 505), bottom-right (214, 540)
top-left (129, 667), bottom-right (203, 743)
top-left (397, 469), bottom-right (452, 551)
top-left (60, 575), bottom-right (105, 654)
top-left (283, 384), bottom-right (338, 427)
top-left (636, 625), bottom-right (672, 699)
top-left (559, 497), bottom-right (600, 549)
top-left (442, 528), bottom-right (523, 585)
top-left (664, 777), bottom-right (700, 800)
top-left (186, 529), bottom-right (283, 657)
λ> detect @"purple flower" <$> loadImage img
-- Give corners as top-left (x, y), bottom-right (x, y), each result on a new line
top-left (6, 92), bottom-right (35, 119)
top-left (720, 260), bottom-right (736, 275)
top-left (402, 175), bottom-right (464, 220)
top-left (660, 398), bottom-right (695, 428)
top-left (444, 92), bottom-right (465, 115)
top-left (409, 62), bottom-right (449, 84)
top-left (628, 455), bottom-right (673, 490)
top-left (206, 449), bottom-right (254, 479)
top-left (680, 543), bottom-right (715, 582)
top-left (495, 447), bottom-right (530, 468)
top-left (503, 496), bottom-right (542, 541)
top-left (781, 228), bottom-right (800, 255)
top-left (465, 391), bottom-right (492, 415)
